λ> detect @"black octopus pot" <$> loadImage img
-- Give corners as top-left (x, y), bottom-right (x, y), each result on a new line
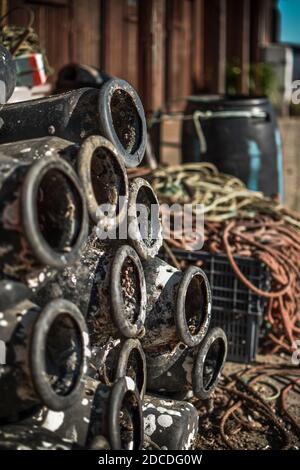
top-left (0, 424), bottom-right (78, 450)
top-left (143, 395), bottom-right (199, 450)
top-left (0, 78), bottom-right (147, 168)
top-left (126, 177), bottom-right (162, 260)
top-left (147, 327), bottom-right (228, 400)
top-left (88, 337), bottom-right (147, 399)
top-left (34, 240), bottom-right (147, 345)
top-left (87, 243), bottom-right (147, 345)
top-left (142, 256), bottom-right (212, 353)
top-left (33, 234), bottom-right (106, 317)
top-left (30, 376), bottom-right (143, 450)
top-left (0, 280), bottom-right (30, 311)
top-left (0, 44), bottom-right (16, 103)
top-left (0, 152), bottom-right (88, 286)
top-left (0, 297), bottom-right (89, 420)
top-left (0, 135), bottom-right (129, 227)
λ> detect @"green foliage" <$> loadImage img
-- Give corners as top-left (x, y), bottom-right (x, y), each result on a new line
top-left (226, 59), bottom-right (278, 102)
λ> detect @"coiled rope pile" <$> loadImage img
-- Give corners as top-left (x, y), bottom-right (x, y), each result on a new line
top-left (141, 162), bottom-right (300, 354)
top-left (0, 7), bottom-right (52, 74)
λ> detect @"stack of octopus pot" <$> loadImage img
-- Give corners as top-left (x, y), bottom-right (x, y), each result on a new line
top-left (0, 45), bottom-right (227, 451)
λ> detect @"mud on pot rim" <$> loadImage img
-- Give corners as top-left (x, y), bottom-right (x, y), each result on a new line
top-left (192, 326), bottom-right (227, 400)
top-left (77, 135), bottom-right (128, 226)
top-left (108, 376), bottom-right (143, 450)
top-left (99, 78), bottom-right (147, 168)
top-left (110, 245), bottom-right (146, 338)
top-left (176, 266), bottom-right (212, 348)
top-left (30, 299), bottom-right (88, 411)
top-left (128, 177), bottom-right (163, 260)
top-left (21, 156), bottom-right (88, 268)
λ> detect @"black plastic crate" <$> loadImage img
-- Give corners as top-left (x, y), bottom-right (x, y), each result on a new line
top-left (161, 249), bottom-right (270, 363)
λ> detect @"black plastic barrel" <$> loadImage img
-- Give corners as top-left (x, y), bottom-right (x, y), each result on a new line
top-left (54, 63), bottom-right (111, 93)
top-left (181, 95), bottom-right (284, 200)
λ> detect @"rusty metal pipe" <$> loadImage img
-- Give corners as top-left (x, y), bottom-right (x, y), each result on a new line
top-left (127, 177), bottom-right (163, 259)
top-left (0, 298), bottom-right (89, 419)
top-left (146, 327), bottom-right (228, 400)
top-left (0, 135), bottom-right (129, 227)
top-left (142, 257), bottom-right (211, 352)
top-left (143, 395), bottom-right (198, 450)
top-left (0, 78), bottom-right (147, 168)
top-left (0, 154), bottom-right (88, 285)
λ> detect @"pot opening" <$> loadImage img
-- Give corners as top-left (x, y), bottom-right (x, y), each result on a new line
top-left (91, 146), bottom-right (126, 217)
top-left (120, 257), bottom-right (141, 325)
top-left (45, 313), bottom-right (83, 396)
top-left (202, 337), bottom-right (226, 392)
top-left (110, 89), bottom-right (142, 155)
top-left (135, 185), bottom-right (158, 248)
top-left (185, 273), bottom-right (207, 336)
top-left (119, 389), bottom-right (140, 450)
top-left (124, 348), bottom-right (144, 395)
top-left (106, 345), bottom-right (144, 394)
top-left (37, 169), bottom-right (83, 252)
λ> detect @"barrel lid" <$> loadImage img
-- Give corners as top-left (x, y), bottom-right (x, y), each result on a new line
top-left (187, 94), bottom-right (270, 107)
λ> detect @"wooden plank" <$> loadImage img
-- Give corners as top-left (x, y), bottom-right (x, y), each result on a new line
top-left (250, 0), bottom-right (273, 63)
top-left (102, 0), bottom-right (139, 86)
top-left (181, 0), bottom-right (192, 100)
top-left (203, 0), bottom-right (226, 93)
top-left (124, 0), bottom-right (138, 88)
top-left (70, 0), bottom-right (101, 68)
top-left (138, 0), bottom-right (166, 114)
top-left (165, 0), bottom-right (193, 111)
top-left (101, 0), bottom-right (124, 77)
top-left (191, 0), bottom-right (205, 92)
top-left (278, 117), bottom-right (300, 212)
top-left (226, 0), bottom-right (250, 94)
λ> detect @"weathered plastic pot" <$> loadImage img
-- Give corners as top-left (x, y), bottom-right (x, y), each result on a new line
top-left (33, 234), bottom-right (102, 317)
top-left (0, 78), bottom-right (147, 168)
top-left (88, 435), bottom-right (111, 450)
top-left (54, 63), bottom-right (111, 93)
top-left (0, 298), bottom-right (89, 419)
top-left (143, 395), bottom-right (198, 450)
top-left (87, 243), bottom-right (147, 346)
top-left (146, 327), bottom-right (228, 400)
top-left (142, 257), bottom-right (211, 353)
top-left (34, 241), bottom-right (146, 344)
top-left (0, 280), bottom-right (30, 311)
top-left (89, 338), bottom-right (147, 398)
top-left (0, 424), bottom-right (76, 450)
top-left (126, 177), bottom-right (162, 259)
top-left (38, 377), bottom-right (143, 450)
top-left (0, 135), bottom-right (129, 226)
top-left (0, 45), bottom-right (16, 103)
top-left (0, 154), bottom-right (88, 285)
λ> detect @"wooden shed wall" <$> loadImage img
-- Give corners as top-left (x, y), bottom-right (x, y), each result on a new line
top-left (3, 0), bottom-right (275, 115)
